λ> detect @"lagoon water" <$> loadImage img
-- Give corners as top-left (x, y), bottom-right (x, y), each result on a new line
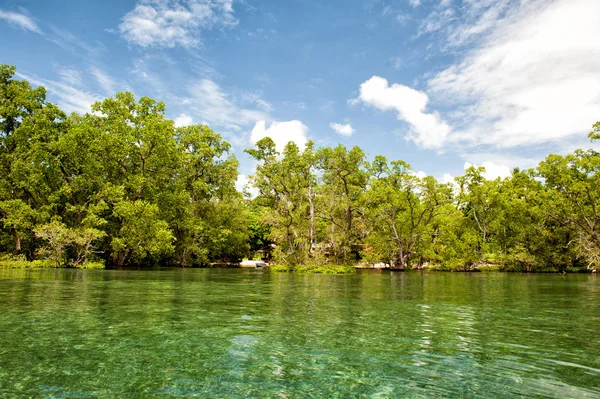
top-left (0, 268), bottom-right (599, 398)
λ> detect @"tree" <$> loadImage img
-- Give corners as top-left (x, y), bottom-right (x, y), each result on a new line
top-left (316, 145), bottom-right (369, 262)
top-left (3, 64), bottom-right (600, 273)
top-left (35, 220), bottom-right (70, 267)
top-left (0, 199), bottom-right (36, 253)
top-left (110, 200), bottom-right (175, 266)
top-left (0, 65), bottom-right (65, 257)
top-left (69, 228), bottom-right (106, 267)
top-left (364, 158), bottom-right (451, 269)
top-left (246, 139), bottom-right (316, 265)
top-left (538, 142), bottom-right (600, 270)
top-left (173, 124), bottom-right (249, 266)
top-left (455, 166), bottom-right (504, 255)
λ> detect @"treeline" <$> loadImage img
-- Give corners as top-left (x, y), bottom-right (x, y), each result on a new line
top-left (1, 65), bottom-right (248, 268)
top-left (2, 64), bottom-right (599, 272)
top-left (246, 127), bottom-right (600, 273)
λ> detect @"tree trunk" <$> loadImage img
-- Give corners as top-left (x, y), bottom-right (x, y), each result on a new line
top-left (117, 251), bottom-right (127, 266)
top-left (12, 228), bottom-right (20, 253)
top-left (308, 184), bottom-right (315, 251)
top-left (346, 207), bottom-right (352, 232)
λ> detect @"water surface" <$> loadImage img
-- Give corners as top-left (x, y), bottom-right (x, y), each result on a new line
top-left (0, 269), bottom-right (599, 398)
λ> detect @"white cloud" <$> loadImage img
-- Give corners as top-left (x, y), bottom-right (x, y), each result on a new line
top-left (464, 161), bottom-right (511, 180)
top-left (236, 174), bottom-right (259, 198)
top-left (413, 170), bottom-right (427, 179)
top-left (250, 120), bottom-right (308, 153)
top-left (428, 0), bottom-right (600, 148)
top-left (119, 0), bottom-right (237, 48)
top-left (441, 172), bottom-right (462, 195)
top-left (329, 122), bottom-right (355, 136)
top-left (174, 113), bottom-right (193, 127)
top-left (462, 152), bottom-right (540, 171)
top-left (442, 160), bottom-right (513, 186)
top-left (0, 9), bottom-right (42, 34)
top-left (409, 0), bottom-right (421, 7)
top-left (442, 173), bottom-right (454, 184)
top-left (351, 76), bottom-right (451, 149)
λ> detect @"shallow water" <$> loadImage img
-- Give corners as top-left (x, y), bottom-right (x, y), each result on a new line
top-left (0, 269), bottom-right (598, 398)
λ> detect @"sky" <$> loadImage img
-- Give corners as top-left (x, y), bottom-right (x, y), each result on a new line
top-left (2, 0), bottom-right (600, 190)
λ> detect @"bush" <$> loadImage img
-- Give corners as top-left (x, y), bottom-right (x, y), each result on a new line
top-left (269, 264), bottom-right (355, 274)
top-left (0, 254), bottom-right (104, 269)
top-left (0, 254), bottom-right (55, 269)
top-left (564, 266), bottom-right (591, 273)
top-left (422, 263), bottom-right (446, 271)
top-left (73, 261), bottom-right (105, 270)
top-left (29, 259), bottom-right (56, 268)
top-left (476, 265), bottom-right (501, 272)
top-left (269, 264), bottom-right (293, 272)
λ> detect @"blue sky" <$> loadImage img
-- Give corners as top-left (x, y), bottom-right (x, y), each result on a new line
top-left (2, 0), bottom-right (600, 189)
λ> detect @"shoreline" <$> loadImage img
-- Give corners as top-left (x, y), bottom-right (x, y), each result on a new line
top-left (1, 259), bottom-right (595, 274)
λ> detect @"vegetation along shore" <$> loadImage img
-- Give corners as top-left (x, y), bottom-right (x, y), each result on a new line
top-left (1, 64), bottom-right (600, 274)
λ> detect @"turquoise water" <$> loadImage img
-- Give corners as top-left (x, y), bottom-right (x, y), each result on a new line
top-left (0, 269), bottom-right (599, 398)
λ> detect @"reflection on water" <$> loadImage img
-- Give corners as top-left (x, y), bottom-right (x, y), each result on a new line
top-left (0, 269), bottom-right (599, 398)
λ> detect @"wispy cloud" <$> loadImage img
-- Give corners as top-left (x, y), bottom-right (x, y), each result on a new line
top-left (380, 4), bottom-right (412, 24)
top-left (418, 0), bottom-right (516, 48)
top-left (0, 9), bottom-right (42, 34)
top-left (386, 56), bottom-right (404, 70)
top-left (18, 71), bottom-right (103, 115)
top-left (247, 28), bottom-right (277, 40)
top-left (282, 101), bottom-right (307, 112)
top-left (126, 55), bottom-right (271, 141)
top-left (46, 25), bottom-right (105, 58)
top-left (119, 0), bottom-right (238, 48)
top-left (19, 65), bottom-right (121, 115)
top-left (129, 55), bottom-right (175, 101)
top-left (428, 0), bottom-right (600, 148)
top-left (182, 79), bottom-right (269, 132)
top-left (55, 66), bottom-right (83, 87)
top-left (90, 66), bottom-right (117, 96)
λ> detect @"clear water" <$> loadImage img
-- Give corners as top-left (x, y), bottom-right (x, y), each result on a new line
top-left (0, 269), bottom-right (599, 398)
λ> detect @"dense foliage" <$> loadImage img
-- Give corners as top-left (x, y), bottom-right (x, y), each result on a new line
top-left (246, 131), bottom-right (600, 273)
top-left (2, 64), bottom-right (599, 272)
top-left (0, 65), bottom-right (249, 268)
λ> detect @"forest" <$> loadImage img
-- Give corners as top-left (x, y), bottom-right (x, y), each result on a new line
top-left (1, 64), bottom-right (599, 272)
